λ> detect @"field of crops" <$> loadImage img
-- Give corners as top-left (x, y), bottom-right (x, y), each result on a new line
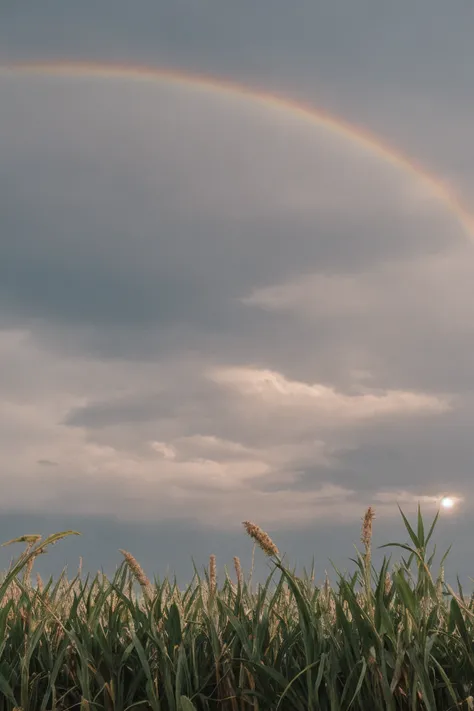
top-left (1, 507), bottom-right (473, 711)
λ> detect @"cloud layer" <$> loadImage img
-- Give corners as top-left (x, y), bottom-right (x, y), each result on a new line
top-left (1, 72), bottom-right (473, 532)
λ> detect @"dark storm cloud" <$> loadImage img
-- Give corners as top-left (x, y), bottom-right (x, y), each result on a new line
top-left (0, 73), bottom-right (466, 339)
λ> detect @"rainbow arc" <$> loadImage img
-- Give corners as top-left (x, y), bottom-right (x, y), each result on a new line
top-left (2, 60), bottom-right (473, 238)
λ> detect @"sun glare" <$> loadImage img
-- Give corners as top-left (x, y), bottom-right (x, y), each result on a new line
top-left (441, 496), bottom-right (455, 509)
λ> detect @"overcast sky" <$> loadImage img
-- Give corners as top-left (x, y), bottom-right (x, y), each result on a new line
top-left (1, 1), bottom-right (474, 585)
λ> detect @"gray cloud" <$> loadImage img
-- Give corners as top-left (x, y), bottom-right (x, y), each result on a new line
top-left (0, 74), bottom-right (468, 337)
top-left (1, 75), bottom-right (473, 527)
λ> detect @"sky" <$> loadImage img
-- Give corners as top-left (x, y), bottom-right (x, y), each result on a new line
top-left (1, 1), bottom-right (474, 585)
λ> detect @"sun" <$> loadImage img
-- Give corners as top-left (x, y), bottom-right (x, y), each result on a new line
top-left (441, 496), bottom-right (455, 509)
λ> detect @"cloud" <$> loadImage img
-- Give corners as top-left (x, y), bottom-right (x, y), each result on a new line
top-left (0, 72), bottom-right (473, 535)
top-left (0, 324), bottom-right (456, 528)
top-left (243, 248), bottom-right (474, 323)
top-left (208, 366), bottom-right (449, 422)
top-left (241, 246), bottom-right (474, 394)
top-left (0, 72), bottom-right (467, 336)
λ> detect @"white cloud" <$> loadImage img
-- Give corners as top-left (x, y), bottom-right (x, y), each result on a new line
top-left (151, 441), bottom-right (177, 460)
top-left (208, 366), bottom-right (449, 422)
top-left (0, 327), bottom-right (452, 527)
top-left (242, 246), bottom-right (474, 328)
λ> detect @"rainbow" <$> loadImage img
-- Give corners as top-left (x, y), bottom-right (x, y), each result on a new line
top-left (2, 59), bottom-right (473, 238)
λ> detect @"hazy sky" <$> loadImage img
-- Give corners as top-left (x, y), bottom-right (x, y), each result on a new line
top-left (1, 1), bottom-right (474, 584)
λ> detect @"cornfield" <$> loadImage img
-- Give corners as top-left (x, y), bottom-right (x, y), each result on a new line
top-left (1, 507), bottom-right (473, 710)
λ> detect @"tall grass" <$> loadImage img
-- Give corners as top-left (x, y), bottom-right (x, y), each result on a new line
top-left (0, 508), bottom-right (473, 710)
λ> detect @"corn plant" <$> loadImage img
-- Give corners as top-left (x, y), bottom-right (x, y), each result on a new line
top-left (0, 509), bottom-right (473, 710)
